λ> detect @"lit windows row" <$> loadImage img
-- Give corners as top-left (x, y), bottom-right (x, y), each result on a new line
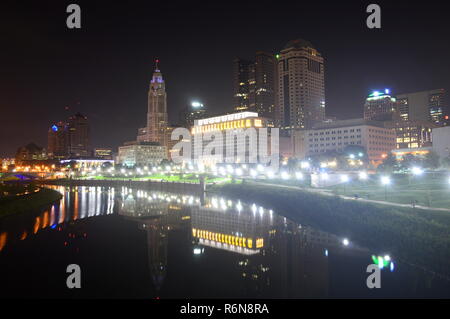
top-left (192, 228), bottom-right (264, 249)
top-left (191, 119), bottom-right (263, 134)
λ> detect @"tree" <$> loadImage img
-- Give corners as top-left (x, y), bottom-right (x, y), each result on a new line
top-left (424, 151), bottom-right (440, 169)
top-left (400, 154), bottom-right (422, 171)
top-left (377, 153), bottom-right (397, 173)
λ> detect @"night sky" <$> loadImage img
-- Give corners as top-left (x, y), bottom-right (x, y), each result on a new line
top-left (1, 0), bottom-right (450, 156)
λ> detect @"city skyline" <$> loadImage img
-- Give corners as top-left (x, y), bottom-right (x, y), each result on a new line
top-left (1, 1), bottom-right (450, 156)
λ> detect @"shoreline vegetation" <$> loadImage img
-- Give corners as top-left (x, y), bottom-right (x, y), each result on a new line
top-left (0, 187), bottom-right (62, 219)
top-left (209, 182), bottom-right (450, 278)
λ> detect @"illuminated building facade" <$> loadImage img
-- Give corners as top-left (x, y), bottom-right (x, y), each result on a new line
top-left (93, 148), bottom-right (113, 160)
top-left (294, 118), bottom-right (396, 165)
top-left (396, 89), bottom-right (447, 125)
top-left (385, 119), bottom-right (435, 149)
top-left (137, 60), bottom-right (169, 148)
top-left (190, 111), bottom-right (274, 165)
top-left (233, 52), bottom-right (276, 120)
top-left (363, 89), bottom-right (397, 121)
top-left (0, 158), bottom-right (15, 171)
top-left (276, 39), bottom-right (325, 131)
top-left (117, 141), bottom-right (167, 167)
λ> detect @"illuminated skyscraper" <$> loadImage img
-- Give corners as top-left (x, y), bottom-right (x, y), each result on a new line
top-left (363, 89), bottom-right (397, 121)
top-left (137, 59), bottom-right (169, 148)
top-left (276, 39), bottom-right (325, 132)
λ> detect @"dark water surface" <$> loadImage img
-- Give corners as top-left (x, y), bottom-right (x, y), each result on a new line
top-left (0, 186), bottom-right (449, 298)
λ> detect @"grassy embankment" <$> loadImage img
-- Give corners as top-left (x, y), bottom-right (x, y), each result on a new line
top-left (0, 184), bottom-right (62, 218)
top-left (326, 173), bottom-right (450, 209)
top-left (210, 182), bottom-right (450, 277)
top-left (77, 173), bottom-right (231, 184)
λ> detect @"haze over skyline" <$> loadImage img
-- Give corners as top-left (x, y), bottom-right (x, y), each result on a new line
top-left (1, 0), bottom-right (450, 156)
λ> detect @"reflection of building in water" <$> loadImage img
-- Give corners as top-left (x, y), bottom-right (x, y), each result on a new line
top-left (118, 190), bottom-right (191, 292)
top-left (116, 190), bottom-right (353, 298)
top-left (190, 200), bottom-right (272, 255)
top-left (190, 199), bottom-right (342, 298)
top-left (189, 200), bottom-right (273, 295)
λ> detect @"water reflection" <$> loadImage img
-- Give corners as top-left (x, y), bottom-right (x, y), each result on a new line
top-left (1, 186), bottom-right (449, 298)
top-left (117, 187), bottom-right (365, 298)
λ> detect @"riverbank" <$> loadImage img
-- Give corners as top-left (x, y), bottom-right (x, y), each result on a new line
top-left (0, 187), bottom-right (62, 218)
top-left (210, 182), bottom-right (450, 278)
top-left (40, 178), bottom-right (205, 195)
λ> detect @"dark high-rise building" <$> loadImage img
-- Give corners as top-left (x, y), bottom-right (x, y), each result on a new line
top-left (179, 101), bottom-right (208, 128)
top-left (276, 39), bottom-right (325, 131)
top-left (47, 121), bottom-right (69, 158)
top-left (233, 58), bottom-right (253, 112)
top-left (67, 112), bottom-right (90, 157)
top-left (233, 52), bottom-right (276, 119)
top-left (253, 52), bottom-right (276, 119)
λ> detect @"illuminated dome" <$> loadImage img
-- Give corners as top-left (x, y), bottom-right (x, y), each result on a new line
top-left (283, 39), bottom-right (315, 50)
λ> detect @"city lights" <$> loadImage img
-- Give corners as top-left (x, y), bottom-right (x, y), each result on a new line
top-left (411, 167), bottom-right (423, 176)
top-left (191, 101), bottom-right (203, 108)
top-left (381, 176), bottom-right (391, 185)
top-left (359, 171), bottom-right (368, 180)
top-left (280, 171), bottom-right (290, 180)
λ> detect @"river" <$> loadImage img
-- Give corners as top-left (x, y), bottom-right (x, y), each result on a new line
top-left (0, 185), bottom-right (449, 298)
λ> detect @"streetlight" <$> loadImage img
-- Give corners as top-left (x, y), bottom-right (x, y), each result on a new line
top-left (381, 176), bottom-right (391, 201)
top-left (340, 174), bottom-right (349, 194)
top-left (295, 172), bottom-right (304, 180)
top-left (359, 171), bottom-right (368, 180)
top-left (342, 238), bottom-right (349, 246)
top-left (300, 161), bottom-right (310, 169)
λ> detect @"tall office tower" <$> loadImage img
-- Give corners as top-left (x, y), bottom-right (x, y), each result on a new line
top-left (275, 39), bottom-right (325, 132)
top-left (233, 58), bottom-right (253, 112)
top-left (47, 121), bottom-right (69, 158)
top-left (363, 89), bottom-right (397, 121)
top-left (67, 112), bottom-right (90, 157)
top-left (396, 89), bottom-right (447, 125)
top-left (137, 59), bottom-right (169, 147)
top-left (233, 52), bottom-right (276, 119)
top-left (179, 102), bottom-right (208, 128)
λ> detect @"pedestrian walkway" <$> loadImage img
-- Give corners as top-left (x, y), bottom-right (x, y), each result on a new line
top-left (252, 181), bottom-right (450, 213)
